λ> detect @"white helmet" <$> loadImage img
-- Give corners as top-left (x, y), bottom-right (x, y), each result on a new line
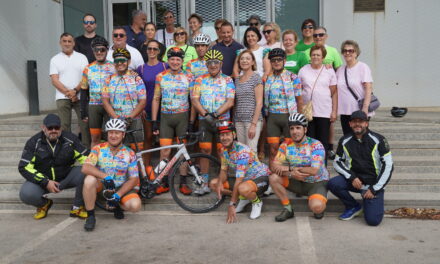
top-left (288, 113), bottom-right (308, 127)
top-left (193, 33), bottom-right (211, 45)
top-left (105, 118), bottom-right (126, 132)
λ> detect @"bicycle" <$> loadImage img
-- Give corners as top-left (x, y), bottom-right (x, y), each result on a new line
top-left (96, 129), bottom-right (225, 214)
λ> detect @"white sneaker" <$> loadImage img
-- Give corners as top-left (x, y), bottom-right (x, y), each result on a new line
top-left (201, 184), bottom-right (211, 194)
top-left (235, 199), bottom-right (250, 213)
top-left (250, 201), bottom-right (263, 219)
top-left (264, 186), bottom-right (274, 196)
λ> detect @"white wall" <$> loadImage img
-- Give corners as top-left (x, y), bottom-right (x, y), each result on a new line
top-left (0, 0), bottom-right (63, 115)
top-left (322, 0), bottom-right (440, 107)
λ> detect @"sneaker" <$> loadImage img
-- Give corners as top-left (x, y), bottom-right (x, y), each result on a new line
top-left (327, 150), bottom-right (336, 160)
top-left (33, 199), bottom-right (53, 220)
top-left (84, 215), bottom-right (96, 231)
top-left (235, 199), bottom-right (251, 213)
top-left (250, 201), bottom-right (263, 220)
top-left (155, 185), bottom-right (170, 194)
top-left (275, 208), bottom-right (294, 222)
top-left (313, 212), bottom-right (325, 220)
top-left (339, 205), bottom-right (363, 221)
top-left (113, 206), bottom-right (125, 220)
top-left (201, 183), bottom-right (210, 194)
top-left (264, 186), bottom-right (274, 196)
top-left (179, 184), bottom-right (192, 195)
top-left (70, 206), bottom-right (88, 219)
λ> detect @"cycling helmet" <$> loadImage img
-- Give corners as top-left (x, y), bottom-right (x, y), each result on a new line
top-left (204, 49), bottom-right (223, 61)
top-left (288, 113), bottom-right (308, 127)
top-left (105, 118), bottom-right (126, 132)
top-left (268, 48), bottom-right (286, 59)
top-left (391, 107), bottom-right (408, 118)
top-left (167, 47), bottom-right (185, 59)
top-left (91, 36), bottom-right (109, 49)
top-left (112, 48), bottom-right (131, 59)
top-left (193, 33), bottom-right (211, 45)
top-left (216, 120), bottom-right (235, 134)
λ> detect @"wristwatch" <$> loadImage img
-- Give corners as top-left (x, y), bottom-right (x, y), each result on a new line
top-left (229, 201), bottom-right (237, 207)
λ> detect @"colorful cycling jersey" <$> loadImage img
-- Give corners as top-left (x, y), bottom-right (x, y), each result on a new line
top-left (84, 142), bottom-right (139, 188)
top-left (274, 137), bottom-right (329, 183)
top-left (220, 141), bottom-right (270, 180)
top-left (191, 73), bottom-right (235, 120)
top-left (102, 70), bottom-right (146, 119)
top-left (264, 69), bottom-right (301, 114)
top-left (80, 61), bottom-right (115, 105)
top-left (154, 69), bottom-right (192, 114)
top-left (185, 59), bottom-right (208, 80)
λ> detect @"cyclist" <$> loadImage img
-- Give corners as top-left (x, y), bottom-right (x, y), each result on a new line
top-left (211, 121), bottom-right (269, 223)
top-left (82, 118), bottom-right (141, 231)
top-left (102, 48), bottom-right (146, 146)
top-left (80, 36), bottom-right (115, 147)
top-left (152, 47), bottom-right (193, 195)
top-left (191, 49), bottom-right (235, 195)
top-left (269, 113), bottom-right (329, 221)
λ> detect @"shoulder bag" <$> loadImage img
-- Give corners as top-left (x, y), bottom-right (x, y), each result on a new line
top-left (302, 65), bottom-right (324, 121)
top-left (344, 66), bottom-right (380, 112)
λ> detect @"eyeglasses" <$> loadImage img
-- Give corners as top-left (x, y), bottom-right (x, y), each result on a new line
top-left (262, 29), bottom-right (274, 35)
top-left (83, 21), bottom-right (96, 25)
top-left (249, 23), bottom-right (259, 27)
top-left (47, 126), bottom-right (61, 131)
top-left (93, 47), bottom-right (107, 53)
top-left (174, 32), bottom-right (186, 36)
top-left (147, 47), bottom-right (160, 51)
top-left (303, 25), bottom-right (314, 29)
top-left (164, 15), bottom-right (174, 19)
top-left (270, 58), bottom-right (284, 63)
top-left (113, 33), bottom-right (126, 38)
top-left (313, 33), bottom-right (326, 38)
top-left (342, 49), bottom-right (355, 54)
top-left (114, 58), bottom-right (128, 64)
top-left (206, 60), bottom-right (221, 66)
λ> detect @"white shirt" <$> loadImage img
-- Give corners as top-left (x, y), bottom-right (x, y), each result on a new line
top-left (106, 44), bottom-right (144, 71)
top-left (155, 29), bottom-right (175, 47)
top-left (49, 51), bottom-right (88, 100)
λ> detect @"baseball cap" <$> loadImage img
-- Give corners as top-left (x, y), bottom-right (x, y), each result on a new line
top-left (43, 114), bottom-right (61, 127)
top-left (350, 110), bottom-right (368, 121)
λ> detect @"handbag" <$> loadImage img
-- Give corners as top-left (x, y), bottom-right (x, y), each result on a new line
top-left (302, 65), bottom-right (324, 121)
top-left (344, 66), bottom-right (380, 112)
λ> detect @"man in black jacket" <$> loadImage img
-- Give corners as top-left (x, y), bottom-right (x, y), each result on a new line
top-left (18, 114), bottom-right (90, 220)
top-left (327, 110), bottom-right (393, 226)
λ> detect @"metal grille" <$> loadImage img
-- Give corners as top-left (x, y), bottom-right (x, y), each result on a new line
top-left (236, 0), bottom-right (267, 26)
top-left (153, 0), bottom-right (182, 28)
top-left (195, 0), bottom-right (226, 42)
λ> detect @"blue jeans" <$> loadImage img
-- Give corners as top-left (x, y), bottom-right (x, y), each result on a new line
top-left (327, 175), bottom-right (384, 226)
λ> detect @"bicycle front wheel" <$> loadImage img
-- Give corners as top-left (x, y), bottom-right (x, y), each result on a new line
top-left (169, 153), bottom-right (224, 213)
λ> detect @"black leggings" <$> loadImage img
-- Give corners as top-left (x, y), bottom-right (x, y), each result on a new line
top-left (307, 117), bottom-right (330, 152)
top-left (340, 115), bottom-right (352, 136)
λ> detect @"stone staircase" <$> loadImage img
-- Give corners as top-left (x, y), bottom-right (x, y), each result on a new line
top-left (1, 112), bottom-right (439, 212)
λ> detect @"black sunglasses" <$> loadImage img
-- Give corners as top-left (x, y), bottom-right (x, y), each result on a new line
top-left (93, 47), bottom-right (107, 53)
top-left (47, 126), bottom-right (61, 131)
top-left (249, 23), bottom-right (259, 27)
top-left (303, 25), bottom-right (314, 29)
top-left (174, 32), bottom-right (186, 36)
top-left (313, 33), bottom-right (326, 38)
top-left (113, 33), bottom-right (126, 38)
top-left (262, 29), bottom-right (274, 35)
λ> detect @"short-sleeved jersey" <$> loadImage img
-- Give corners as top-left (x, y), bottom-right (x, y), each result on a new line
top-left (102, 70), bottom-right (146, 119)
top-left (84, 142), bottom-right (139, 188)
top-left (220, 141), bottom-right (270, 180)
top-left (274, 137), bottom-right (329, 183)
top-left (154, 69), bottom-right (192, 114)
top-left (191, 73), bottom-right (235, 120)
top-left (80, 61), bottom-right (115, 105)
top-left (185, 59), bottom-right (208, 80)
top-left (264, 69), bottom-right (302, 114)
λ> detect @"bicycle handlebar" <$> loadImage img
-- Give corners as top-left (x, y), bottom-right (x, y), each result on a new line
top-left (178, 130), bottom-right (204, 147)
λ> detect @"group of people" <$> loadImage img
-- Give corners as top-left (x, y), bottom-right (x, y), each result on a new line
top-left (17, 10), bottom-right (394, 231)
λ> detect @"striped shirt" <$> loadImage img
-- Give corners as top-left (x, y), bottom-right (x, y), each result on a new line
top-left (234, 72), bottom-right (262, 122)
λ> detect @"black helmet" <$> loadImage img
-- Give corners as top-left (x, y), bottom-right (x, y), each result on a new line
top-left (167, 47), bottom-right (185, 59)
top-left (268, 48), bottom-right (286, 59)
top-left (391, 107), bottom-right (408, 118)
top-left (91, 36), bottom-right (109, 49)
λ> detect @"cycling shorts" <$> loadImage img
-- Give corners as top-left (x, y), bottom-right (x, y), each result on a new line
top-left (282, 178), bottom-right (328, 202)
top-left (159, 112), bottom-right (188, 143)
top-left (266, 113), bottom-right (289, 143)
top-left (88, 104), bottom-right (107, 130)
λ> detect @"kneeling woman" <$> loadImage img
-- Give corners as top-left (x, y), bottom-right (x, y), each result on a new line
top-left (210, 121), bottom-right (270, 223)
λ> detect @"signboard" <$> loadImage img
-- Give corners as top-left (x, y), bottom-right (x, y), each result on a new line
top-left (354, 0), bottom-right (385, 12)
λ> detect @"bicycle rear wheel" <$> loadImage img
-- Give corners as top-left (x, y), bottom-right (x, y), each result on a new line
top-left (169, 153), bottom-right (224, 213)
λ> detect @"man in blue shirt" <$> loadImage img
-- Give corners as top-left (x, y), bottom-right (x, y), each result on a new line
top-left (123, 10), bottom-right (147, 50)
top-left (212, 21), bottom-right (244, 76)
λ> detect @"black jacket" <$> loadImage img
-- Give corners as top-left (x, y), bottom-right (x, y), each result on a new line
top-left (333, 129), bottom-right (394, 194)
top-left (18, 131), bottom-right (89, 188)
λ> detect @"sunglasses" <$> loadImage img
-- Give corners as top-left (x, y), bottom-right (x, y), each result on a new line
top-left (164, 15), bottom-right (174, 19)
top-left (174, 32), bottom-right (186, 36)
top-left (262, 29), bottom-right (274, 35)
top-left (147, 47), bottom-right (160, 51)
top-left (83, 21), bottom-right (96, 25)
top-left (93, 47), bottom-right (107, 53)
top-left (313, 33), bottom-right (326, 38)
top-left (270, 58), bottom-right (284, 63)
top-left (342, 49), bottom-right (355, 54)
top-left (47, 126), bottom-right (61, 131)
top-left (303, 25), bottom-right (314, 29)
top-left (114, 58), bottom-right (128, 64)
top-left (206, 60), bottom-right (221, 66)
top-left (113, 33), bottom-right (125, 38)
top-left (249, 23), bottom-right (259, 27)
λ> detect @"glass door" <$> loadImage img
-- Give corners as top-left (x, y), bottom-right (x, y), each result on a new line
top-left (106, 0), bottom-right (147, 41)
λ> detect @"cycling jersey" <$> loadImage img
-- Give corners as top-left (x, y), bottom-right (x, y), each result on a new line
top-left (154, 69), bottom-right (192, 114)
top-left (264, 69), bottom-right (301, 114)
top-left (191, 73), bottom-right (235, 120)
top-left (185, 59), bottom-right (208, 80)
top-left (220, 141), bottom-right (270, 180)
top-left (102, 70), bottom-right (146, 119)
top-left (80, 60), bottom-right (115, 105)
top-left (274, 137), bottom-right (329, 183)
top-left (85, 142), bottom-right (138, 188)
